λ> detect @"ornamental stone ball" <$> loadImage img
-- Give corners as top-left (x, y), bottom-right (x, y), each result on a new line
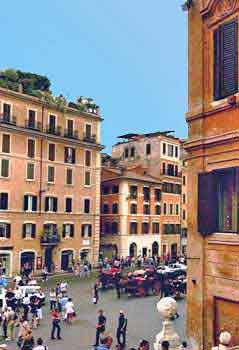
top-left (157, 297), bottom-right (178, 319)
top-left (219, 332), bottom-right (231, 346)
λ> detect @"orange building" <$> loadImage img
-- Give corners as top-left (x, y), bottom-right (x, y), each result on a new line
top-left (185, 0), bottom-right (239, 349)
top-left (0, 85), bottom-right (103, 276)
top-left (100, 131), bottom-right (184, 259)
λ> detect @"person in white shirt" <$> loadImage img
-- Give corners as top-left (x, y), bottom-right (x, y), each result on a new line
top-left (33, 337), bottom-right (48, 350)
top-left (64, 298), bottom-right (75, 323)
top-left (60, 281), bottom-right (68, 295)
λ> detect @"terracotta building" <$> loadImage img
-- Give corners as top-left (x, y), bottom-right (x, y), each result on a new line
top-left (185, 0), bottom-right (239, 348)
top-left (0, 86), bottom-right (103, 277)
top-left (100, 131), bottom-right (184, 258)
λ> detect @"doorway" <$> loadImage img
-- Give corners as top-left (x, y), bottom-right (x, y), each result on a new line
top-left (21, 252), bottom-right (35, 274)
top-left (61, 250), bottom-right (74, 272)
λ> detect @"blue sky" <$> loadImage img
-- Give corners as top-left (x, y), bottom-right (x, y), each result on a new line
top-left (0, 1), bottom-right (187, 152)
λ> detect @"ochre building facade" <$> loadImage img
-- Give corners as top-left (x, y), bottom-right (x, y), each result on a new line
top-left (0, 87), bottom-right (102, 276)
top-left (185, 0), bottom-right (239, 349)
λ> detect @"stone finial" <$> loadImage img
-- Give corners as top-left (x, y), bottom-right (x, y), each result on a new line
top-left (212, 331), bottom-right (232, 350)
top-left (154, 297), bottom-right (181, 350)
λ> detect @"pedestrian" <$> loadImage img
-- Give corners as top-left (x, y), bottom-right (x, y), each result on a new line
top-left (93, 281), bottom-right (99, 305)
top-left (1, 307), bottom-right (9, 340)
top-left (21, 330), bottom-right (35, 350)
top-left (49, 288), bottom-right (57, 311)
top-left (161, 341), bottom-right (170, 350)
top-left (51, 308), bottom-right (62, 340)
top-left (138, 340), bottom-right (149, 350)
top-left (181, 341), bottom-right (187, 350)
top-left (115, 273), bottom-right (121, 299)
top-left (33, 337), bottom-right (48, 350)
top-left (94, 309), bottom-right (106, 347)
top-left (116, 311), bottom-right (127, 348)
top-left (64, 298), bottom-right (75, 323)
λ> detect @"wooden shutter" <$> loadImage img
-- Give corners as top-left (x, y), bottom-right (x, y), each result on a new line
top-left (62, 224), bottom-right (66, 238)
top-left (81, 225), bottom-right (85, 237)
top-left (214, 19), bottom-right (238, 100)
top-left (22, 224), bottom-right (26, 238)
top-left (45, 197), bottom-right (49, 212)
top-left (72, 148), bottom-right (76, 164)
top-left (24, 195), bottom-right (28, 211)
top-left (88, 224), bottom-right (92, 237)
top-left (31, 224), bottom-right (36, 239)
top-left (32, 196), bottom-right (37, 212)
top-left (6, 223), bottom-right (11, 238)
top-left (198, 172), bottom-right (218, 236)
top-left (53, 198), bottom-right (58, 212)
top-left (70, 224), bottom-right (74, 238)
top-left (64, 147), bottom-right (68, 163)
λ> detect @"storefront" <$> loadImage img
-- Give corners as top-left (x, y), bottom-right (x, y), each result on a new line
top-left (20, 251), bottom-right (36, 274)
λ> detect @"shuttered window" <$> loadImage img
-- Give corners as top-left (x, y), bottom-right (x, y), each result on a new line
top-left (2, 134), bottom-right (10, 153)
top-left (62, 224), bottom-right (74, 238)
top-left (23, 223), bottom-right (36, 239)
top-left (48, 144), bottom-right (55, 161)
top-left (0, 222), bottom-right (10, 238)
top-left (24, 195), bottom-right (37, 212)
top-left (214, 19), bottom-right (238, 100)
top-left (27, 139), bottom-right (35, 158)
top-left (0, 193), bottom-right (8, 210)
top-left (45, 197), bottom-right (58, 212)
top-left (65, 197), bottom-right (72, 213)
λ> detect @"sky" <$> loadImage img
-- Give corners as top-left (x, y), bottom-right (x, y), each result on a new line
top-left (0, 1), bottom-right (188, 153)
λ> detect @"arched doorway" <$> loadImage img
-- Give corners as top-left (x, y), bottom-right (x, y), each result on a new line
top-left (61, 250), bottom-right (74, 272)
top-left (20, 251), bottom-right (35, 275)
top-left (171, 243), bottom-right (177, 258)
top-left (129, 243), bottom-right (137, 257)
top-left (152, 242), bottom-right (159, 256)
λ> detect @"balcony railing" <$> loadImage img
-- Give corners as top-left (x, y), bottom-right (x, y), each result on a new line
top-left (46, 125), bottom-right (62, 136)
top-left (64, 129), bottom-right (79, 139)
top-left (25, 120), bottom-right (42, 131)
top-left (40, 234), bottom-right (60, 246)
top-left (0, 115), bottom-right (17, 126)
top-left (83, 133), bottom-right (97, 144)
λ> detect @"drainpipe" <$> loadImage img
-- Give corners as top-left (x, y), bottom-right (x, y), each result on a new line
top-left (39, 102), bottom-right (45, 215)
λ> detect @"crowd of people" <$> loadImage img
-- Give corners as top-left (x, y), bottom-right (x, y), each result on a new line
top-left (0, 254), bottom-right (187, 350)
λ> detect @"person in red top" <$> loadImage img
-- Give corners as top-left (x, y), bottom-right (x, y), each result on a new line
top-left (51, 308), bottom-right (62, 340)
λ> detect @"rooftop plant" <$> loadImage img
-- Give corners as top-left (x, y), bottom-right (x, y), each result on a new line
top-left (0, 68), bottom-right (100, 115)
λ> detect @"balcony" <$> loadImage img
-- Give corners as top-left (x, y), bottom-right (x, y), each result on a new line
top-left (46, 125), bottom-right (62, 136)
top-left (64, 129), bottom-right (79, 139)
top-left (40, 233), bottom-right (60, 246)
top-left (0, 114), bottom-right (17, 126)
top-left (83, 133), bottom-right (97, 144)
top-left (25, 120), bottom-right (42, 131)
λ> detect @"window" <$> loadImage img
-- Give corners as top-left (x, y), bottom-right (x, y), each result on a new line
top-left (214, 19), bottom-right (238, 100)
top-left (130, 203), bottom-right (137, 215)
top-left (48, 144), bottom-right (55, 161)
top-left (45, 197), bottom-right (58, 212)
top-left (112, 203), bottom-right (118, 214)
top-left (130, 222), bottom-right (138, 234)
top-left (130, 147), bottom-right (135, 158)
top-left (0, 222), bottom-right (10, 238)
top-left (24, 195), bottom-right (37, 212)
top-left (85, 150), bottom-right (91, 167)
top-left (102, 186), bottom-right (109, 195)
top-left (65, 197), bottom-right (72, 213)
top-left (112, 222), bottom-right (118, 234)
top-left (143, 204), bottom-right (150, 215)
top-left (124, 148), bottom-right (129, 158)
top-left (163, 143), bottom-right (166, 155)
top-left (2, 134), bottom-right (10, 153)
top-left (27, 139), bottom-right (35, 158)
top-left (146, 143), bottom-right (151, 155)
top-left (104, 222), bottom-right (110, 235)
top-left (28, 110), bottom-right (36, 128)
top-left (27, 163), bottom-right (35, 180)
top-left (81, 224), bottom-right (92, 237)
top-left (168, 144), bottom-right (174, 157)
top-left (175, 146), bottom-right (178, 158)
top-left (66, 168), bottom-right (73, 185)
top-left (62, 224), bottom-right (74, 238)
top-left (0, 193), bottom-right (8, 210)
top-left (1, 159), bottom-right (10, 178)
top-left (142, 222), bottom-right (149, 234)
top-left (155, 189), bottom-right (161, 202)
top-left (3, 103), bottom-right (11, 121)
top-left (169, 204), bottom-right (173, 215)
top-left (130, 186), bottom-right (137, 199)
top-left (22, 223), bottom-right (36, 239)
top-left (183, 210), bottom-right (186, 220)
top-left (175, 184), bottom-right (182, 194)
top-left (155, 204), bottom-right (161, 215)
top-left (167, 164), bottom-right (174, 176)
top-left (175, 165), bottom-right (178, 177)
top-left (102, 204), bottom-right (109, 214)
top-left (47, 166), bottom-right (55, 183)
top-left (43, 223), bottom-right (57, 237)
top-left (176, 204), bottom-right (179, 215)
top-left (48, 114), bottom-right (56, 133)
top-left (85, 171), bottom-right (91, 186)
top-left (183, 194), bottom-right (186, 204)
top-left (162, 162), bottom-right (166, 175)
top-left (143, 187), bottom-right (150, 201)
top-left (64, 147), bottom-right (75, 164)
top-left (163, 203), bottom-right (167, 215)
top-left (112, 185), bottom-right (119, 194)
top-left (66, 119), bottom-right (74, 136)
top-left (84, 199), bottom-right (90, 213)
top-left (85, 124), bottom-right (92, 138)
top-left (153, 222), bottom-right (160, 234)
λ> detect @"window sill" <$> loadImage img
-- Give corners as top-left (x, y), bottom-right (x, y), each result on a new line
top-left (26, 179), bottom-right (35, 182)
top-left (0, 237), bottom-right (8, 240)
